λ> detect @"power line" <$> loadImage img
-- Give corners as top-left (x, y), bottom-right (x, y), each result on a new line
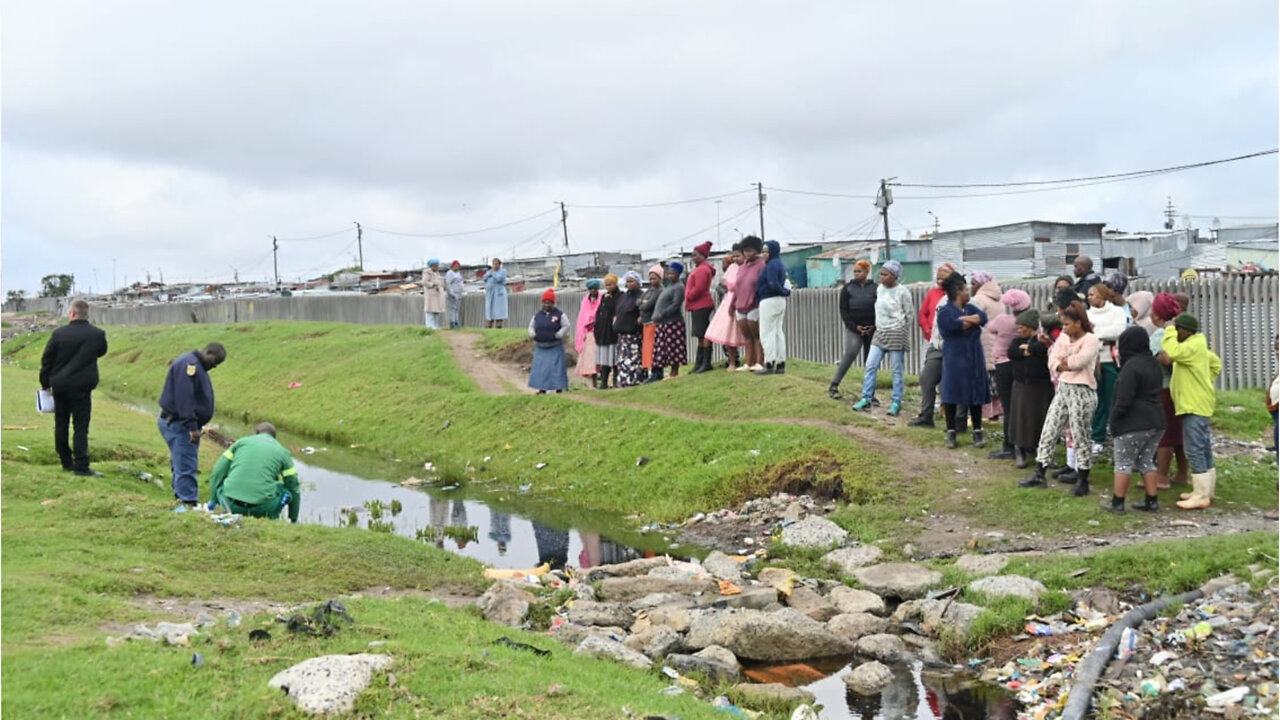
top-left (362, 208), bottom-right (559, 238)
top-left (765, 186), bottom-right (877, 200)
top-left (657, 203), bottom-right (760, 250)
top-left (567, 188), bottom-right (756, 210)
top-left (892, 148), bottom-right (1278, 189)
top-left (276, 227), bottom-right (352, 242)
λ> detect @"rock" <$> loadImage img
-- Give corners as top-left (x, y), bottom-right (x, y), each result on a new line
top-left (698, 586), bottom-right (780, 611)
top-left (571, 583), bottom-right (597, 602)
top-left (854, 633), bottom-right (908, 663)
top-left (476, 582), bottom-right (536, 626)
top-left (828, 586), bottom-right (887, 616)
top-left (785, 586), bottom-right (840, 622)
top-left (823, 546), bottom-right (884, 576)
top-left (195, 611), bottom-right (218, 628)
top-left (827, 613), bottom-right (891, 643)
top-left (954, 553), bottom-right (1008, 577)
top-left (574, 635), bottom-right (652, 669)
top-left (567, 601), bottom-right (635, 629)
top-left (666, 645), bottom-right (742, 683)
top-left (597, 576), bottom-right (718, 603)
top-left (780, 516), bottom-right (849, 549)
top-left (685, 608), bottom-right (853, 662)
top-left (917, 641), bottom-right (951, 668)
top-left (623, 625), bottom-right (683, 659)
top-left (730, 682), bottom-right (815, 707)
top-left (581, 557), bottom-right (668, 583)
top-left (645, 606), bottom-right (693, 634)
top-left (893, 599), bottom-right (985, 637)
top-left (628, 593), bottom-right (697, 612)
top-left (702, 551), bottom-right (744, 581)
top-left (129, 622), bottom-right (199, 645)
top-left (844, 660), bottom-right (894, 695)
top-left (648, 565), bottom-right (710, 582)
top-left (1071, 587), bottom-right (1122, 615)
top-left (758, 568), bottom-right (799, 592)
top-left (267, 654), bottom-right (393, 715)
top-left (852, 563), bottom-right (943, 600)
top-left (967, 575), bottom-right (1046, 602)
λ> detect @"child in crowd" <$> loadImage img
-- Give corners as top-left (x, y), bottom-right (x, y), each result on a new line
top-left (1102, 326), bottom-right (1165, 512)
top-left (1007, 310), bottom-right (1054, 469)
top-left (1162, 313), bottom-right (1222, 510)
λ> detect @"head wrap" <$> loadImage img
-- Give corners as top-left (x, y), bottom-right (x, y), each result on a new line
top-left (1040, 313), bottom-right (1062, 332)
top-left (648, 264), bottom-right (664, 279)
top-left (971, 270), bottom-right (993, 286)
top-left (1016, 309), bottom-right (1040, 329)
top-left (1151, 292), bottom-right (1182, 322)
top-left (667, 261), bottom-right (684, 277)
top-left (1127, 291), bottom-right (1154, 331)
top-left (427, 258), bottom-right (440, 267)
top-left (854, 259), bottom-right (873, 272)
top-left (541, 288), bottom-right (556, 302)
top-left (451, 260), bottom-right (461, 268)
top-left (603, 273), bottom-right (619, 286)
top-left (623, 270), bottom-right (642, 285)
top-left (1181, 268), bottom-right (1199, 280)
top-left (1001, 288), bottom-right (1031, 313)
top-left (693, 241), bottom-right (713, 258)
top-left (585, 278), bottom-right (602, 290)
top-left (882, 260), bottom-right (902, 278)
top-left (936, 262), bottom-right (956, 285)
top-left (1105, 270), bottom-right (1128, 296)
top-left (1174, 314), bottom-right (1199, 333)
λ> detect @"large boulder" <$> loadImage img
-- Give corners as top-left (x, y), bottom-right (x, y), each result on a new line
top-left (685, 608), bottom-right (853, 662)
top-left (758, 568), bottom-right (799, 593)
top-left (628, 593), bottom-right (698, 612)
top-left (827, 613), bottom-right (890, 644)
top-left (844, 660), bottom-right (893, 695)
top-left (785, 586), bottom-right (840, 622)
top-left (823, 546), bottom-right (884, 576)
top-left (268, 654), bottom-right (393, 715)
top-left (780, 516), bottom-right (849, 549)
top-left (476, 582), bottom-right (536, 626)
top-left (954, 553), bottom-right (1009, 577)
top-left (665, 645), bottom-right (741, 683)
top-left (853, 633), bottom-right (908, 664)
top-left (645, 606), bottom-right (693, 634)
top-left (574, 635), bottom-right (653, 669)
top-left (702, 551), bottom-right (745, 581)
top-left (699, 586), bottom-right (780, 612)
top-left (967, 575), bottom-right (1046, 602)
top-left (567, 601), bottom-right (634, 629)
top-left (731, 682), bottom-right (816, 707)
top-left (624, 625), bottom-right (683, 659)
top-left (581, 557), bottom-right (668, 583)
top-left (597, 575), bottom-right (718, 603)
top-left (893, 598), bottom-right (985, 637)
top-left (828, 586), bottom-right (887, 616)
top-left (851, 563), bottom-right (943, 600)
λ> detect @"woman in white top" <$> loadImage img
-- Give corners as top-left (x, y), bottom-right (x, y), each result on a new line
top-left (851, 261), bottom-right (914, 416)
top-left (1086, 282), bottom-right (1130, 451)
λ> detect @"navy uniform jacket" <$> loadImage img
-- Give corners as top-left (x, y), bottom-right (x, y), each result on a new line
top-left (159, 350), bottom-right (216, 432)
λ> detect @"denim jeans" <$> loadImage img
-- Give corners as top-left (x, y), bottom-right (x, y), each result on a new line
top-left (861, 345), bottom-right (904, 405)
top-left (158, 415), bottom-right (201, 502)
top-left (1181, 414), bottom-right (1214, 474)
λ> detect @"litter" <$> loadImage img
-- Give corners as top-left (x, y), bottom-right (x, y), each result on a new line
top-left (16, 445), bottom-right (28, 451)
top-left (191, 652), bottom-right (204, 667)
top-left (493, 636), bottom-right (550, 657)
top-left (717, 580), bottom-right (742, 596)
top-left (301, 447), bottom-right (316, 455)
top-left (288, 382), bottom-right (303, 389)
top-left (1206, 686), bottom-right (1250, 707)
top-left (483, 563), bottom-right (550, 580)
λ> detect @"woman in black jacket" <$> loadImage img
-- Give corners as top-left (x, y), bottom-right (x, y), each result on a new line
top-left (828, 259), bottom-right (878, 400)
top-left (1102, 325), bottom-right (1166, 512)
top-left (1007, 310), bottom-right (1054, 469)
top-left (592, 274), bottom-right (620, 389)
top-left (613, 272), bottom-right (644, 388)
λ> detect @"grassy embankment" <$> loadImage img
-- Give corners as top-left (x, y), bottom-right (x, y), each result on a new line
top-left (0, 361), bottom-right (747, 720)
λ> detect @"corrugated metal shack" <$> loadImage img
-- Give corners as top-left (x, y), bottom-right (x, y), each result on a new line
top-left (930, 221), bottom-right (1105, 279)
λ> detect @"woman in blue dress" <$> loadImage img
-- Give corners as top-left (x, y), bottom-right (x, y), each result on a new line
top-left (937, 271), bottom-right (990, 449)
top-left (527, 289), bottom-right (569, 393)
top-left (484, 258), bottom-right (509, 328)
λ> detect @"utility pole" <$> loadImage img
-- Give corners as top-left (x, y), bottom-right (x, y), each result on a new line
top-left (928, 211), bottom-right (940, 236)
top-left (757, 182), bottom-right (766, 241)
top-left (353, 221), bottom-right (364, 270)
top-left (559, 201), bottom-right (570, 250)
top-left (271, 236), bottom-right (280, 289)
top-left (875, 178), bottom-right (895, 263)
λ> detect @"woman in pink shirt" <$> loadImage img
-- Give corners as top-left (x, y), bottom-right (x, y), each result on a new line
top-left (733, 236), bottom-right (766, 371)
top-left (1019, 302), bottom-right (1099, 496)
top-left (705, 244), bottom-right (745, 370)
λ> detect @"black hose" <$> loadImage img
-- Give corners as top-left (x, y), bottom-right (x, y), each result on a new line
top-left (1060, 588), bottom-right (1204, 720)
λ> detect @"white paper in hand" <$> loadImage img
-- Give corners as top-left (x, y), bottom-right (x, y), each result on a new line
top-left (37, 389), bottom-right (56, 414)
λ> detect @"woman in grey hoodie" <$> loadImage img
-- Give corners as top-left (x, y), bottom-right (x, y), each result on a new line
top-left (651, 262), bottom-right (687, 380)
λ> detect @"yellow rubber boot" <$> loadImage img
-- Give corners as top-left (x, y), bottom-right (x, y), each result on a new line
top-left (1176, 472), bottom-right (1212, 510)
top-left (1207, 467), bottom-right (1217, 499)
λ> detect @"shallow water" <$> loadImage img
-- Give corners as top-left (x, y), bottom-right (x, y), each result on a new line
top-left (795, 660), bottom-right (1017, 720)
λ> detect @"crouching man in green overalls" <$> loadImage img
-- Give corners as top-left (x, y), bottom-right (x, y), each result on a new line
top-left (208, 422), bottom-right (301, 523)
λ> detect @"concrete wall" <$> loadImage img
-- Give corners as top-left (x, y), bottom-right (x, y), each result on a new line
top-left (90, 275), bottom-right (1279, 389)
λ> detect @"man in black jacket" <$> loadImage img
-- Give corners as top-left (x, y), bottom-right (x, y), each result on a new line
top-left (40, 299), bottom-right (109, 476)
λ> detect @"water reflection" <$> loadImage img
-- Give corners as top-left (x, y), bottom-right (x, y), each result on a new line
top-left (293, 459), bottom-right (667, 569)
top-left (794, 661), bottom-right (1016, 720)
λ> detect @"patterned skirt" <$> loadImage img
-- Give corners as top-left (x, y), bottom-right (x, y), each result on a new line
top-left (615, 333), bottom-right (643, 387)
top-left (652, 319), bottom-right (687, 368)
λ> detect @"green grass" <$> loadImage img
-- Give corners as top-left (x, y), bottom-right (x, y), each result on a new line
top-left (1214, 388), bottom-right (1275, 442)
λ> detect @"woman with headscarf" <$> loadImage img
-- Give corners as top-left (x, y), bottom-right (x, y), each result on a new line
top-left (984, 288), bottom-right (1031, 459)
top-left (445, 260), bottom-right (465, 329)
top-left (705, 244), bottom-right (745, 371)
top-left (1008, 309), bottom-right (1054, 469)
top-left (733, 236), bottom-right (766, 372)
top-left (592, 274), bottom-right (620, 389)
top-left (527, 289), bottom-right (570, 394)
top-left (575, 279), bottom-right (603, 384)
top-left (937, 272), bottom-right (990, 448)
top-left (970, 271), bottom-right (1005, 421)
top-left (613, 271), bottom-right (644, 387)
top-left (639, 264), bottom-right (664, 381)
top-left (1127, 290), bottom-right (1156, 334)
top-left (422, 259), bottom-right (448, 330)
top-left (851, 260), bottom-right (912, 416)
top-left (829, 258), bottom-right (878, 400)
top-left (1101, 325), bottom-right (1165, 513)
top-left (652, 262), bottom-right (687, 379)
top-left (755, 240), bottom-right (792, 375)
top-left (1150, 292), bottom-right (1189, 489)
top-left (484, 258), bottom-right (508, 328)
top-left (1086, 282), bottom-right (1129, 450)
top-left (1020, 301), bottom-right (1099, 496)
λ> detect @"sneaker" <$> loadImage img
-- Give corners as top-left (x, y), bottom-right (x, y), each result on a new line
top-left (888, 402), bottom-right (901, 416)
top-left (74, 469), bottom-right (104, 477)
top-left (852, 398), bottom-right (871, 411)
top-left (749, 364), bottom-right (765, 372)
top-left (735, 365), bottom-right (753, 372)
top-left (828, 386), bottom-right (843, 400)
top-left (907, 415), bottom-right (935, 428)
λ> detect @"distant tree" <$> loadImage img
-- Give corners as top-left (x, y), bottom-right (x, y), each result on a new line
top-left (39, 274), bottom-right (75, 298)
top-left (6, 290), bottom-right (25, 310)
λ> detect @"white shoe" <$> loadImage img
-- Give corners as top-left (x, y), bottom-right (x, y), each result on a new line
top-left (1091, 443), bottom-right (1104, 455)
top-left (735, 365), bottom-right (753, 372)
top-left (749, 364), bottom-right (765, 372)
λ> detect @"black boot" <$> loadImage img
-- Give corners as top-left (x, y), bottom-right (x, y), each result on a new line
top-left (988, 442), bottom-right (1015, 460)
top-left (1071, 468), bottom-right (1091, 497)
top-left (1056, 468), bottom-right (1080, 484)
top-left (690, 347), bottom-right (709, 374)
top-left (907, 414), bottom-right (935, 428)
top-left (1101, 495), bottom-right (1125, 513)
top-left (774, 362), bottom-right (785, 375)
top-left (1052, 465), bottom-right (1074, 479)
top-left (945, 430), bottom-right (958, 449)
top-left (1014, 448), bottom-right (1029, 469)
top-left (755, 362), bottom-right (774, 376)
top-left (972, 430), bottom-right (985, 449)
top-left (1019, 463), bottom-right (1047, 488)
top-left (1132, 494), bottom-right (1160, 512)
top-left (645, 367), bottom-right (664, 384)
top-left (599, 366), bottom-right (612, 389)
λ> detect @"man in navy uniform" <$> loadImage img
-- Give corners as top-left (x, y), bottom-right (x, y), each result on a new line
top-left (157, 342), bottom-right (226, 507)
top-left (39, 298), bottom-right (109, 476)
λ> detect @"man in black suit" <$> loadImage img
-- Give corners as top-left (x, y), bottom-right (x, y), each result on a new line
top-left (40, 299), bottom-right (109, 476)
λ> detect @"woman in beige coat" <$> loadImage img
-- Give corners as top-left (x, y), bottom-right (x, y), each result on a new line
top-left (422, 259), bottom-right (448, 329)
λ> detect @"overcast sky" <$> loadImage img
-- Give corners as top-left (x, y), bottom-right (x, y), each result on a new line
top-left (3, 0), bottom-right (1277, 293)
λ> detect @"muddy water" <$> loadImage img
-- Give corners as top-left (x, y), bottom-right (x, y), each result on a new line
top-left (782, 660), bottom-right (1016, 720)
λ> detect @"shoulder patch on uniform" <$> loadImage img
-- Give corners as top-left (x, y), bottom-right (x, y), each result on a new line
top-left (186, 364), bottom-right (197, 376)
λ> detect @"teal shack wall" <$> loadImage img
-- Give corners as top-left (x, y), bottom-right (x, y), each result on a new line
top-left (778, 246), bottom-right (825, 288)
top-left (804, 246), bottom-right (933, 287)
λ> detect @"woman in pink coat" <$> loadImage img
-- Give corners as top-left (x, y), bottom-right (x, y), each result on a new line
top-left (575, 279), bottom-right (603, 381)
top-left (705, 243), bottom-right (745, 370)
top-left (970, 271), bottom-right (1005, 421)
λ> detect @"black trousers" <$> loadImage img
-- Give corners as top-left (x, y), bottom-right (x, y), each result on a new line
top-left (917, 346), bottom-right (943, 420)
top-left (53, 389), bottom-right (93, 471)
top-left (995, 363), bottom-right (1015, 449)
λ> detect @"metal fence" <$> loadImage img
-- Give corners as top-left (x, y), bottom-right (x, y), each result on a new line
top-left (83, 275), bottom-right (1277, 389)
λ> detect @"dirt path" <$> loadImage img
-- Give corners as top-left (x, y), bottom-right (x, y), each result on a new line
top-left (440, 331), bottom-right (535, 396)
